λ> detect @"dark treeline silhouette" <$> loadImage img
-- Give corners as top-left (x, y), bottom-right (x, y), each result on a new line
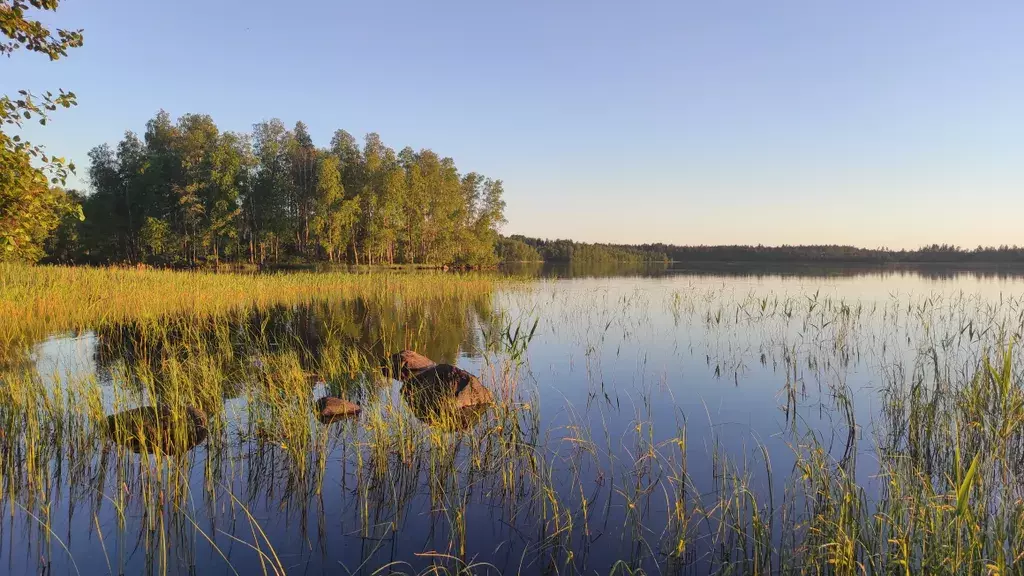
top-left (502, 235), bottom-right (1024, 265)
top-left (499, 235), bottom-right (666, 264)
top-left (44, 111), bottom-right (507, 267)
top-left (502, 261), bottom-right (1024, 282)
top-left (646, 243), bottom-right (1024, 263)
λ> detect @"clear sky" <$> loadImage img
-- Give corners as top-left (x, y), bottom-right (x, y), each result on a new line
top-left (7, 0), bottom-right (1024, 249)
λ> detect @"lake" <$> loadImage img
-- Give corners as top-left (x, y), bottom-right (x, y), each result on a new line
top-left (3, 264), bottom-right (1024, 575)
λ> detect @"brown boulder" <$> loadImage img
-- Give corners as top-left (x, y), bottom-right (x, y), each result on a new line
top-left (402, 364), bottom-right (494, 412)
top-left (107, 405), bottom-right (208, 455)
top-left (384, 350), bottom-right (437, 381)
top-left (315, 396), bottom-right (361, 420)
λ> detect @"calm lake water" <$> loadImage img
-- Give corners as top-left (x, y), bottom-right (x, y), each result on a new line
top-left (7, 265), bottom-right (1024, 575)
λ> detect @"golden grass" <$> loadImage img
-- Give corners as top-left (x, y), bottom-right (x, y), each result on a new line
top-left (0, 263), bottom-right (502, 357)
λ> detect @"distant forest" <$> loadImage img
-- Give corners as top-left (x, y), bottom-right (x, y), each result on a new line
top-left (42, 111), bottom-right (507, 267)
top-left (498, 236), bottom-right (1024, 265)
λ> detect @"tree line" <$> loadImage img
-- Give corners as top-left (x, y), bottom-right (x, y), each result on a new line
top-left (501, 236), bottom-right (1024, 264)
top-left (497, 236), bottom-right (665, 264)
top-left (42, 112), bottom-right (507, 267)
top-left (644, 243), bottom-right (1024, 264)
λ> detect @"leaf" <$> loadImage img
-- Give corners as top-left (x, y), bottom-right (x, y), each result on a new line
top-left (956, 454), bottom-right (980, 517)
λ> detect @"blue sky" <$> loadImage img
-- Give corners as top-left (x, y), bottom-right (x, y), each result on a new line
top-left (7, 0), bottom-right (1024, 248)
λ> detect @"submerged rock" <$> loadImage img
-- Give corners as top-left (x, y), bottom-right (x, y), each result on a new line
top-left (107, 405), bottom-right (208, 455)
top-left (402, 364), bottom-right (494, 411)
top-left (315, 396), bottom-right (361, 421)
top-left (384, 350), bottom-right (437, 381)
top-left (401, 392), bottom-right (491, 431)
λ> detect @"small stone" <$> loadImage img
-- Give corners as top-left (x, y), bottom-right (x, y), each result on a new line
top-left (315, 396), bottom-right (361, 419)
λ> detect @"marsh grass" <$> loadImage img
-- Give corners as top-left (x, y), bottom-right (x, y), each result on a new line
top-left (1, 266), bottom-right (1024, 573)
top-left (0, 263), bottom-right (502, 363)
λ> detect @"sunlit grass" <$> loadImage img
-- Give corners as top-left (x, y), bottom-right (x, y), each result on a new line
top-left (0, 262), bottom-right (503, 359)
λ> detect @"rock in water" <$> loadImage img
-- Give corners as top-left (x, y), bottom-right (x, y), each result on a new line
top-left (107, 405), bottom-right (208, 455)
top-left (384, 350), bottom-right (437, 381)
top-left (403, 364), bottom-right (494, 411)
top-left (402, 397), bottom-right (491, 431)
top-left (315, 396), bottom-right (361, 420)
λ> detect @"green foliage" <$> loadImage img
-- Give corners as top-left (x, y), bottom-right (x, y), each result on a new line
top-left (0, 180), bottom-right (80, 262)
top-left (496, 237), bottom-right (542, 262)
top-left (310, 153), bottom-right (358, 262)
top-left (139, 216), bottom-right (171, 262)
top-left (0, 0), bottom-right (82, 262)
top-left (60, 111), bottom-right (507, 267)
top-left (455, 174), bottom-right (506, 267)
top-left (508, 236), bottom-right (1024, 265)
top-left (506, 235), bottom-right (667, 264)
top-left (0, 0), bottom-right (83, 59)
top-left (483, 312), bottom-right (538, 366)
top-left (41, 188), bottom-right (82, 262)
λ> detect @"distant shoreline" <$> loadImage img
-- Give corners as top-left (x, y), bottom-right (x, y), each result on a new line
top-left (662, 260), bottom-right (1024, 268)
top-left (504, 260), bottom-right (1024, 268)
top-left (500, 235), bottom-right (1024, 267)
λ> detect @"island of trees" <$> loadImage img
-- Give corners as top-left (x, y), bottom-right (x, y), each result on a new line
top-left (43, 112), bottom-right (508, 267)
